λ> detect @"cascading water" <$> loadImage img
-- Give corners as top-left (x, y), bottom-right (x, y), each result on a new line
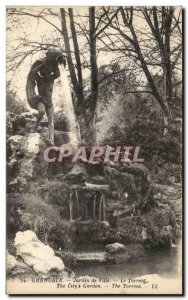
top-left (99, 194), bottom-right (106, 221)
top-left (69, 191), bottom-right (73, 222)
top-left (99, 195), bottom-right (102, 220)
top-left (93, 194), bottom-right (96, 219)
top-left (102, 194), bottom-right (106, 221)
top-left (53, 64), bottom-right (80, 146)
top-left (75, 190), bottom-right (80, 217)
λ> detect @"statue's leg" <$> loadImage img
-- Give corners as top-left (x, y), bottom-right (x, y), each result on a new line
top-left (45, 105), bottom-right (54, 145)
top-left (34, 102), bottom-right (45, 131)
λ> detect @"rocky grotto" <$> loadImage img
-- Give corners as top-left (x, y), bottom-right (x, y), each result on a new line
top-left (6, 111), bottom-right (182, 279)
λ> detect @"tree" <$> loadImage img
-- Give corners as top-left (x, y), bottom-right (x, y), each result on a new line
top-left (6, 88), bottom-right (27, 115)
top-left (6, 6), bottom-right (182, 141)
top-left (7, 7), bottom-right (120, 144)
top-left (60, 7), bottom-right (122, 144)
top-left (98, 6), bottom-right (182, 134)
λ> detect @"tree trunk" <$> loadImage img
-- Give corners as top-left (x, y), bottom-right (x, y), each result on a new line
top-left (128, 21), bottom-right (171, 135)
top-left (60, 8), bottom-right (79, 95)
top-left (162, 63), bottom-right (171, 135)
top-left (60, 7), bottom-right (98, 145)
top-left (89, 7), bottom-right (98, 108)
top-left (68, 8), bottom-right (84, 109)
top-left (163, 7), bottom-right (173, 134)
top-left (77, 108), bottom-right (96, 145)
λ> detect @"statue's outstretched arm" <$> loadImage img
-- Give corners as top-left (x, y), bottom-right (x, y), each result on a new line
top-left (28, 60), bottom-right (45, 78)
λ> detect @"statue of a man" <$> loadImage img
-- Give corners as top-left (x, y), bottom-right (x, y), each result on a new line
top-left (26, 49), bottom-right (66, 144)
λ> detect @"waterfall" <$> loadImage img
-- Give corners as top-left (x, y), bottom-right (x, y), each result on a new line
top-left (99, 194), bottom-right (102, 220)
top-left (93, 194), bottom-right (96, 219)
top-left (102, 194), bottom-right (106, 221)
top-left (69, 192), bottom-right (73, 222)
top-left (81, 199), bottom-right (84, 220)
top-left (99, 194), bottom-right (106, 221)
top-left (75, 190), bottom-right (80, 218)
top-left (55, 65), bottom-right (80, 146)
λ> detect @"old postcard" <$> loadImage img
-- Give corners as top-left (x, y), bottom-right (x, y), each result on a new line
top-left (6, 6), bottom-right (183, 295)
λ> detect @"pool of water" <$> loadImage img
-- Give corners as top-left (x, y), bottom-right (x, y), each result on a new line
top-left (73, 247), bottom-right (180, 279)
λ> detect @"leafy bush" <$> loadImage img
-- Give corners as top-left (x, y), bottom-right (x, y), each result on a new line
top-left (96, 67), bottom-right (182, 174)
top-left (127, 119), bottom-right (181, 165)
top-left (7, 192), bottom-right (75, 251)
top-left (54, 110), bottom-right (69, 131)
top-left (20, 193), bottom-right (60, 239)
top-left (6, 89), bottom-right (27, 115)
top-left (7, 193), bottom-right (24, 236)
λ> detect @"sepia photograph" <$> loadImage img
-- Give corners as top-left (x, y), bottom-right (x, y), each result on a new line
top-left (6, 6), bottom-right (183, 295)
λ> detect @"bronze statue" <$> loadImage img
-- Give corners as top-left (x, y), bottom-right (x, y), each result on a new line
top-left (26, 49), bottom-right (66, 144)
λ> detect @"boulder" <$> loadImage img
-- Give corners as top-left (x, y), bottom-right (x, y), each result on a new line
top-left (8, 135), bottom-right (27, 156)
top-left (105, 242), bottom-right (126, 254)
top-left (6, 111), bottom-right (15, 137)
top-left (7, 251), bottom-right (34, 278)
top-left (106, 244), bottom-right (145, 264)
top-left (14, 230), bottom-right (65, 274)
top-left (8, 133), bottom-right (40, 160)
top-left (7, 133), bottom-right (44, 192)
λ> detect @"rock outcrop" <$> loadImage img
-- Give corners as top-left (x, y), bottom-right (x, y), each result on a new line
top-left (7, 132), bottom-right (43, 192)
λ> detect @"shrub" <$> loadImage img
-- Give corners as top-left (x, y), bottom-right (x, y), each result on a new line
top-left (7, 192), bottom-right (75, 251)
top-left (6, 89), bottom-right (27, 115)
